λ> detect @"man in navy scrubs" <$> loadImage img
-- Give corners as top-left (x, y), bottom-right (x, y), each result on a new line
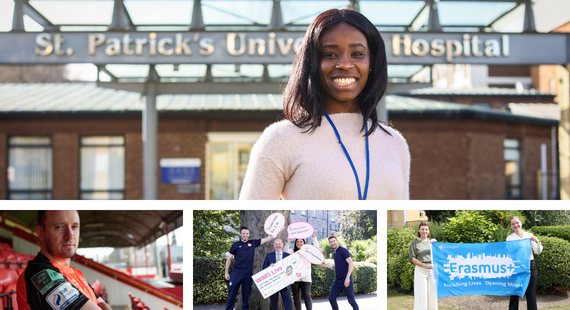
top-left (224, 226), bottom-right (274, 310)
top-left (328, 235), bottom-right (359, 310)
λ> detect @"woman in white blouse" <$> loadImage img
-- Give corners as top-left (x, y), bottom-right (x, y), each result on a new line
top-left (506, 216), bottom-right (543, 310)
top-left (285, 231), bottom-right (322, 310)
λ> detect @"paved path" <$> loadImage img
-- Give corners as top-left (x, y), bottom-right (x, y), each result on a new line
top-left (194, 292), bottom-right (378, 310)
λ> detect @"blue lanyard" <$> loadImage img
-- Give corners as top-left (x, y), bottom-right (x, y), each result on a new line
top-left (322, 110), bottom-right (370, 200)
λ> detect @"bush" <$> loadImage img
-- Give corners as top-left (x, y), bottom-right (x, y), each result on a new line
top-left (311, 259), bottom-right (337, 297)
top-left (444, 211), bottom-right (500, 243)
top-left (478, 210), bottom-right (526, 228)
top-left (491, 224), bottom-right (513, 242)
top-left (193, 257), bottom-right (231, 304)
top-left (532, 236), bottom-right (570, 293)
top-left (386, 227), bottom-right (416, 291)
top-left (353, 262), bottom-right (377, 294)
top-left (530, 226), bottom-right (570, 243)
top-left (310, 259), bottom-right (377, 297)
top-left (350, 238), bottom-right (377, 263)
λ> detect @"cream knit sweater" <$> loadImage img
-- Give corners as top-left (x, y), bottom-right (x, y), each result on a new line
top-left (239, 113), bottom-right (410, 200)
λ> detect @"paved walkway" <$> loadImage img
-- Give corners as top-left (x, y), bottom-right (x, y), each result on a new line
top-left (194, 292), bottom-right (378, 310)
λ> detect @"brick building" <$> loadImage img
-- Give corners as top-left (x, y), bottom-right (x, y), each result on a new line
top-left (0, 83), bottom-right (558, 200)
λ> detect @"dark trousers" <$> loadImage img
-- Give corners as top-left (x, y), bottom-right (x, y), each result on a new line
top-left (269, 285), bottom-right (293, 310)
top-left (509, 260), bottom-right (538, 310)
top-left (291, 281), bottom-right (312, 310)
top-left (225, 271), bottom-right (253, 310)
top-left (329, 277), bottom-right (359, 310)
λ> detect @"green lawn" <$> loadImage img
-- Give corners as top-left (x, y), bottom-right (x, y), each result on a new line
top-left (387, 290), bottom-right (458, 310)
top-left (386, 290), bottom-right (570, 310)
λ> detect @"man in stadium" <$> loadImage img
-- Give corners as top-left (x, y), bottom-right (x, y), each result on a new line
top-left (17, 210), bottom-right (112, 310)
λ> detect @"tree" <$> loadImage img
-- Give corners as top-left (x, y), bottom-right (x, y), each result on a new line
top-left (193, 210), bottom-right (240, 257)
top-left (338, 210), bottom-right (377, 243)
top-left (425, 210), bottom-right (456, 223)
top-left (521, 210), bottom-right (570, 229)
top-left (234, 210), bottom-right (291, 310)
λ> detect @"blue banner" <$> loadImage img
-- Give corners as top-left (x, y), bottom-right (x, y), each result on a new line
top-left (432, 239), bottom-right (531, 298)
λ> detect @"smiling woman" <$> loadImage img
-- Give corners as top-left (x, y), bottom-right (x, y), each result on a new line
top-left (239, 9), bottom-right (410, 200)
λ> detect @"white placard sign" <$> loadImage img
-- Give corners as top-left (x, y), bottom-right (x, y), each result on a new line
top-left (287, 221), bottom-right (315, 239)
top-left (252, 252), bottom-right (310, 299)
top-left (264, 212), bottom-right (285, 238)
top-left (298, 244), bottom-right (325, 265)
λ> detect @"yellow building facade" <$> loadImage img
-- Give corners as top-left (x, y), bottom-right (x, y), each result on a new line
top-left (387, 210), bottom-right (428, 229)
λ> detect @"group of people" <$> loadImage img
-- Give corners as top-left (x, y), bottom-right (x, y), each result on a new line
top-left (225, 227), bottom-right (360, 310)
top-left (409, 216), bottom-right (543, 310)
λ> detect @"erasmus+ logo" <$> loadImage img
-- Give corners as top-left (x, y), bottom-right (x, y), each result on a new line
top-left (442, 252), bottom-right (521, 280)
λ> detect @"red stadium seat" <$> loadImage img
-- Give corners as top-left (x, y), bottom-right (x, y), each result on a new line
top-left (0, 251), bottom-right (15, 260)
top-left (132, 297), bottom-right (141, 310)
top-left (16, 268), bottom-right (25, 276)
top-left (6, 258), bottom-right (19, 270)
top-left (0, 269), bottom-right (19, 289)
top-left (91, 279), bottom-right (102, 296)
top-left (136, 302), bottom-right (148, 310)
top-left (101, 286), bottom-right (106, 301)
top-left (3, 283), bottom-right (17, 310)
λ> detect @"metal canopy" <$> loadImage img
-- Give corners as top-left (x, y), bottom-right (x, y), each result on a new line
top-left (0, 210), bottom-right (183, 248)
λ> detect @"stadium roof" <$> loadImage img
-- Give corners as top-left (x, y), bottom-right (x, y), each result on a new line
top-left (0, 210), bottom-right (183, 248)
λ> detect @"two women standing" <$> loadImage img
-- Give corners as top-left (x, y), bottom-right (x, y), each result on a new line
top-left (409, 217), bottom-right (543, 310)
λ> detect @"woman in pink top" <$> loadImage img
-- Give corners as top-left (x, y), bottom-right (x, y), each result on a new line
top-left (239, 9), bottom-right (410, 200)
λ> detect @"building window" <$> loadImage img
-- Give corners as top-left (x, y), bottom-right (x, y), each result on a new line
top-left (322, 229), bottom-right (326, 239)
top-left (393, 211), bottom-right (398, 222)
top-left (504, 138), bottom-right (522, 199)
top-left (207, 132), bottom-right (261, 200)
top-left (291, 210), bottom-right (295, 214)
top-left (331, 210), bottom-right (335, 222)
top-left (419, 210), bottom-right (424, 217)
top-left (302, 210), bottom-right (306, 216)
top-left (322, 211), bottom-right (325, 219)
top-left (7, 136), bottom-right (52, 199)
top-left (80, 136), bottom-right (125, 199)
top-left (312, 210), bottom-right (316, 217)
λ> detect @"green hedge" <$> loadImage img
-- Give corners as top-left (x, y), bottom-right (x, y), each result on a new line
top-left (532, 236), bottom-right (570, 293)
top-left (194, 257), bottom-right (232, 304)
top-left (194, 257), bottom-right (377, 304)
top-left (311, 260), bottom-right (377, 297)
top-left (387, 227), bottom-right (416, 292)
top-left (530, 226), bottom-right (570, 243)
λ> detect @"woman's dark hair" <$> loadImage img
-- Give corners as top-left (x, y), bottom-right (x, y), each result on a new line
top-left (293, 238), bottom-right (306, 252)
top-left (416, 221), bottom-right (430, 238)
top-left (283, 8), bottom-right (390, 137)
